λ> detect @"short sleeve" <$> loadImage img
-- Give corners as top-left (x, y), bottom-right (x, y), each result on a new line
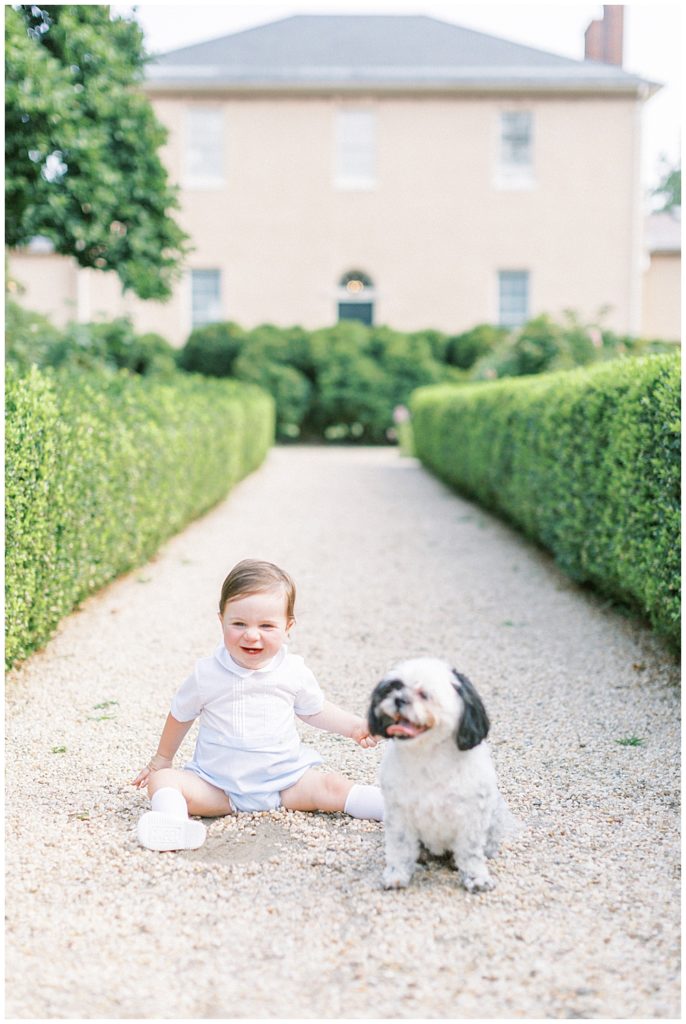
top-left (170, 668), bottom-right (202, 722)
top-left (293, 663), bottom-right (326, 716)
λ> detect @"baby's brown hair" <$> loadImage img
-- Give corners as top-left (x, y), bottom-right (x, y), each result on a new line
top-left (219, 559), bottom-right (296, 621)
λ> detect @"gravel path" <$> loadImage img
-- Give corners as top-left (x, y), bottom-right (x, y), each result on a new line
top-left (5, 446), bottom-right (680, 1019)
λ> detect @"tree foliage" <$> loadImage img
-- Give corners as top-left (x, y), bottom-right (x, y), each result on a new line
top-left (652, 156), bottom-right (681, 213)
top-left (5, 5), bottom-right (189, 299)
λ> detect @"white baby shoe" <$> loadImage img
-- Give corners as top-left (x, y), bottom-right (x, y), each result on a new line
top-left (136, 810), bottom-right (206, 851)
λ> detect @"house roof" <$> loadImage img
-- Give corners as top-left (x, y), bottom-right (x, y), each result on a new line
top-left (145, 15), bottom-right (660, 96)
top-left (645, 210), bottom-right (681, 254)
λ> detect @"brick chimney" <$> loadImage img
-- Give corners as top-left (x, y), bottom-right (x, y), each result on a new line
top-left (585, 5), bottom-right (624, 66)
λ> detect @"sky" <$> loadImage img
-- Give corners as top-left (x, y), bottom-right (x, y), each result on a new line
top-left (113, 1), bottom-right (682, 195)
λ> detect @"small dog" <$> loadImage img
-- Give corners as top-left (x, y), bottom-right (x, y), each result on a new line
top-left (368, 657), bottom-right (516, 892)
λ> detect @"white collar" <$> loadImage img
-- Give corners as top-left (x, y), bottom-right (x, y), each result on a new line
top-left (215, 643), bottom-right (287, 678)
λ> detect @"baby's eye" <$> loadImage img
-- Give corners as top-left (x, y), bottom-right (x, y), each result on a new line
top-left (260, 624), bottom-right (276, 630)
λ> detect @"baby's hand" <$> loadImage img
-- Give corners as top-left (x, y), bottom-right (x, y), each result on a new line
top-left (351, 721), bottom-right (379, 748)
top-left (130, 753), bottom-right (173, 788)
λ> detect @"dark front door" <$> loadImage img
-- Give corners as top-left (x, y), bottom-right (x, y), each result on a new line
top-left (338, 302), bottom-right (373, 325)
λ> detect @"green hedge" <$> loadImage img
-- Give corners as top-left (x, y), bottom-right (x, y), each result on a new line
top-left (5, 302), bottom-right (178, 377)
top-left (410, 354), bottom-right (681, 646)
top-left (176, 316), bottom-right (675, 443)
top-left (176, 320), bottom-right (466, 442)
top-left (5, 367), bottom-right (275, 668)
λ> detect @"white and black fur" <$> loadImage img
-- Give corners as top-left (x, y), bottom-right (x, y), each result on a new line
top-left (369, 657), bottom-right (516, 891)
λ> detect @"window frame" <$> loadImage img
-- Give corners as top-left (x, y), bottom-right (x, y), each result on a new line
top-left (334, 110), bottom-right (377, 191)
top-left (183, 106), bottom-right (225, 190)
top-left (494, 110), bottom-right (535, 191)
top-left (190, 268), bottom-right (223, 329)
top-left (497, 270), bottom-right (530, 328)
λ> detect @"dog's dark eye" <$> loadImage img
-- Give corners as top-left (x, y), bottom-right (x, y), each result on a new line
top-left (416, 688), bottom-right (428, 700)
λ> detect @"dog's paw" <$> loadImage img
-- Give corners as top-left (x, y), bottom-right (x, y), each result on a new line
top-left (382, 866), bottom-right (412, 889)
top-left (460, 871), bottom-right (495, 893)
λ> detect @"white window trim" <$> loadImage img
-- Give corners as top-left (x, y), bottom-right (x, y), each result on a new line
top-left (335, 286), bottom-right (377, 305)
top-left (493, 168), bottom-right (536, 191)
top-left (183, 175), bottom-right (226, 191)
top-left (334, 174), bottom-right (377, 192)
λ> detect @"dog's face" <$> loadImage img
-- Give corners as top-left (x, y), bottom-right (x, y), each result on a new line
top-left (368, 657), bottom-right (490, 751)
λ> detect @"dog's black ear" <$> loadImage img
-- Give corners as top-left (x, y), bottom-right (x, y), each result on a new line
top-left (367, 687), bottom-right (386, 738)
top-left (451, 669), bottom-right (490, 750)
top-left (367, 678), bottom-right (403, 738)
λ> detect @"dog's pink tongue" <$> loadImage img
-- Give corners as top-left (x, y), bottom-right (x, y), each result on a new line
top-left (387, 722), bottom-right (423, 737)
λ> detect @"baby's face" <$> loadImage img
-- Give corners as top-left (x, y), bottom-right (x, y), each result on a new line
top-left (219, 587), bottom-right (292, 670)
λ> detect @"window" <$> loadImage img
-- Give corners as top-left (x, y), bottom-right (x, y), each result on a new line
top-left (496, 111), bottom-right (534, 189)
top-left (500, 112), bottom-right (533, 168)
top-left (184, 107), bottom-right (224, 187)
top-left (337, 270), bottom-right (375, 325)
top-left (334, 111), bottom-right (376, 189)
top-left (26, 235), bottom-right (55, 254)
top-left (498, 271), bottom-right (529, 328)
top-left (191, 270), bottom-right (222, 327)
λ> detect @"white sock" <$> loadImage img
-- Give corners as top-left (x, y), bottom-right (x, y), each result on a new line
top-left (150, 787), bottom-right (188, 818)
top-left (344, 784), bottom-right (384, 821)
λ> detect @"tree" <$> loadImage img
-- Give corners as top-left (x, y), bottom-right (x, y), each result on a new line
top-left (5, 5), bottom-right (190, 300)
top-left (652, 155), bottom-right (681, 213)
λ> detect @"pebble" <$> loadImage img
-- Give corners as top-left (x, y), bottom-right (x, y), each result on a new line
top-left (5, 447), bottom-right (680, 1019)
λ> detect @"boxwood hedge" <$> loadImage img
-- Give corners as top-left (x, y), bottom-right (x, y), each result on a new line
top-left (410, 354), bottom-right (680, 646)
top-left (6, 367), bottom-right (275, 669)
top-left (175, 316), bottom-right (672, 444)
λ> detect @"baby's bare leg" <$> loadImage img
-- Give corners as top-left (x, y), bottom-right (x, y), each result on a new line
top-left (148, 768), bottom-right (233, 817)
top-left (280, 768), bottom-right (354, 812)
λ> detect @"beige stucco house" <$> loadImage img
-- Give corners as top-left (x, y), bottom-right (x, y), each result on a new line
top-left (640, 210), bottom-right (681, 340)
top-left (11, 9), bottom-right (678, 346)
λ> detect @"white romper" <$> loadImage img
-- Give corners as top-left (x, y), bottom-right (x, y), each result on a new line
top-left (171, 644), bottom-right (325, 812)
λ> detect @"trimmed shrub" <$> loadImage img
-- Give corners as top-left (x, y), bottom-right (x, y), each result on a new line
top-left (177, 319), bottom-right (456, 442)
top-left (5, 299), bottom-right (64, 372)
top-left (469, 312), bottom-right (676, 382)
top-left (410, 354), bottom-right (681, 646)
top-left (600, 326), bottom-right (676, 358)
top-left (5, 366), bottom-right (275, 668)
top-left (444, 323), bottom-right (509, 369)
top-left (407, 328), bottom-right (450, 362)
top-left (174, 313), bottom-right (680, 443)
top-left (243, 324), bottom-right (317, 381)
top-left (232, 325), bottom-right (313, 438)
top-left (470, 313), bottom-right (590, 379)
top-left (5, 303), bottom-right (178, 376)
top-left (233, 352), bottom-right (312, 439)
top-left (56, 320), bottom-right (178, 376)
top-left (303, 322), bottom-right (451, 442)
top-left (176, 321), bottom-right (247, 377)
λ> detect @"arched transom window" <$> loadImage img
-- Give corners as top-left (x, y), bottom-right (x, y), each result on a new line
top-left (337, 270), bottom-right (375, 326)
